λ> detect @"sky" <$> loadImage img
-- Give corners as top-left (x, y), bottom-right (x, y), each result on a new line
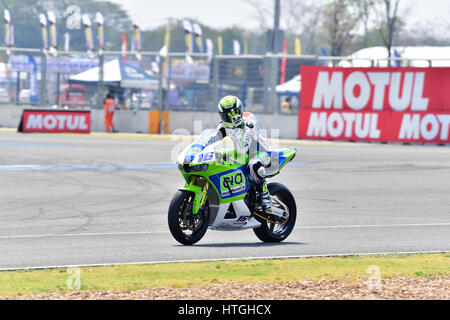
top-left (108, 0), bottom-right (257, 30)
top-left (108, 0), bottom-right (450, 33)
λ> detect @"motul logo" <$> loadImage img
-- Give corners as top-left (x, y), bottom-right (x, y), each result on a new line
top-left (307, 112), bottom-right (381, 139)
top-left (21, 110), bottom-right (91, 133)
top-left (305, 111), bottom-right (450, 142)
top-left (26, 114), bottom-right (89, 130)
top-left (312, 71), bottom-right (429, 111)
top-left (399, 114), bottom-right (450, 141)
top-left (299, 67), bottom-right (450, 144)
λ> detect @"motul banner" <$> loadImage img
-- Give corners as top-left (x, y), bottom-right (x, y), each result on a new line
top-left (299, 66), bottom-right (450, 144)
top-left (19, 109), bottom-right (91, 133)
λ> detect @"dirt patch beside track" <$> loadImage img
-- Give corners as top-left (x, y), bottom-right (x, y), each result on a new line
top-left (3, 276), bottom-right (449, 300)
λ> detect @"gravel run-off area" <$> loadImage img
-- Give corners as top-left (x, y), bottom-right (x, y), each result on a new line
top-left (3, 276), bottom-right (449, 300)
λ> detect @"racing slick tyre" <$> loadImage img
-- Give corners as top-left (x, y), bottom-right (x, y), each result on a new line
top-left (253, 182), bottom-right (297, 243)
top-left (168, 191), bottom-right (210, 245)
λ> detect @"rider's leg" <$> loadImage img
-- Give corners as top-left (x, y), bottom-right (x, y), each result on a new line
top-left (260, 180), bottom-right (272, 213)
top-left (249, 157), bottom-right (272, 213)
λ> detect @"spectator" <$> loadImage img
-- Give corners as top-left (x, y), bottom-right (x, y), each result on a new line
top-left (281, 97), bottom-right (292, 113)
top-left (104, 93), bottom-right (117, 133)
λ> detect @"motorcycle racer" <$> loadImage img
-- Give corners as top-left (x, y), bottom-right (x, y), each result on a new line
top-left (207, 95), bottom-right (273, 214)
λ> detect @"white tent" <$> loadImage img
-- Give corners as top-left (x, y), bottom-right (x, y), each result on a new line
top-left (340, 46), bottom-right (450, 67)
top-left (69, 59), bottom-right (159, 89)
top-left (0, 62), bottom-right (6, 76)
top-left (70, 59), bottom-right (120, 82)
top-left (276, 75), bottom-right (301, 95)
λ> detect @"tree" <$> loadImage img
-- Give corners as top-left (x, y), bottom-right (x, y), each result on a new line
top-left (243, 0), bottom-right (324, 54)
top-left (359, 0), bottom-right (376, 47)
top-left (323, 0), bottom-right (363, 56)
top-left (0, 0), bottom-right (47, 48)
top-left (376, 0), bottom-right (401, 65)
top-left (0, 0), bottom-right (132, 50)
top-left (399, 21), bottom-right (450, 46)
top-left (282, 0), bottom-right (324, 54)
top-left (140, 19), bottom-right (253, 55)
top-left (243, 0), bottom-right (273, 31)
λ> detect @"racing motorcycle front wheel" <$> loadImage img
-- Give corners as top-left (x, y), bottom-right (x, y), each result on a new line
top-left (253, 182), bottom-right (297, 243)
top-left (168, 191), bottom-right (210, 245)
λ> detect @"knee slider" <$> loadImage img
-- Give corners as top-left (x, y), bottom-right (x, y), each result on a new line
top-left (256, 166), bottom-right (266, 179)
top-left (251, 159), bottom-right (266, 180)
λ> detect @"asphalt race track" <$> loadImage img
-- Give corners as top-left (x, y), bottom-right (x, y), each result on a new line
top-left (0, 131), bottom-right (449, 269)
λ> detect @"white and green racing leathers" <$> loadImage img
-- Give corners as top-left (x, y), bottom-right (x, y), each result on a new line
top-left (207, 112), bottom-right (273, 212)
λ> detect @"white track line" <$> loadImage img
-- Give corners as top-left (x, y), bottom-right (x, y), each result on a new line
top-left (0, 222), bottom-right (449, 240)
top-left (0, 230), bottom-right (167, 240)
top-left (0, 250), bottom-right (447, 272)
top-left (295, 222), bottom-right (450, 229)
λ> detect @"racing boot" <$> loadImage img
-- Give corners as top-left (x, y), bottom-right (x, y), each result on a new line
top-left (249, 158), bottom-right (273, 215)
top-left (260, 181), bottom-right (273, 215)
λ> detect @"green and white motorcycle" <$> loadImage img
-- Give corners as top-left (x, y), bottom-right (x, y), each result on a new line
top-left (168, 129), bottom-right (298, 245)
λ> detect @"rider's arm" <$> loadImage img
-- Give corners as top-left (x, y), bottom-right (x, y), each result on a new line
top-left (244, 117), bottom-right (271, 166)
top-left (249, 118), bottom-right (270, 151)
top-left (206, 123), bottom-right (227, 146)
top-left (232, 125), bottom-right (254, 155)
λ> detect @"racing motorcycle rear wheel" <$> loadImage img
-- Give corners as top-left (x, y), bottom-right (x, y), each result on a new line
top-left (253, 182), bottom-right (297, 243)
top-left (168, 191), bottom-right (210, 245)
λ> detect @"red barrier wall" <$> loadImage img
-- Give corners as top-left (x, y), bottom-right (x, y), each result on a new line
top-left (299, 66), bottom-right (450, 143)
top-left (19, 109), bottom-right (91, 133)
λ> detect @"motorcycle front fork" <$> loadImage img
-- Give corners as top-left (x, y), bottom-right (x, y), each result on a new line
top-left (189, 176), bottom-right (210, 210)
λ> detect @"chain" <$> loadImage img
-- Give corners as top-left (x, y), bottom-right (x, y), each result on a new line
top-left (253, 211), bottom-right (288, 226)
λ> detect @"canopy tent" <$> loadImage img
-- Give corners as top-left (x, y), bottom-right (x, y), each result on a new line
top-left (339, 46), bottom-right (450, 67)
top-left (69, 59), bottom-right (159, 89)
top-left (276, 75), bottom-right (301, 95)
top-left (276, 75), bottom-right (301, 112)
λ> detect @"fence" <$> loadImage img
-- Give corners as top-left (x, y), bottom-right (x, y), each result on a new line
top-left (1, 47), bottom-right (450, 115)
top-left (1, 47), bottom-right (99, 108)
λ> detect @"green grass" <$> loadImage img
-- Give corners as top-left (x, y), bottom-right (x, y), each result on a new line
top-left (0, 253), bottom-right (448, 297)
